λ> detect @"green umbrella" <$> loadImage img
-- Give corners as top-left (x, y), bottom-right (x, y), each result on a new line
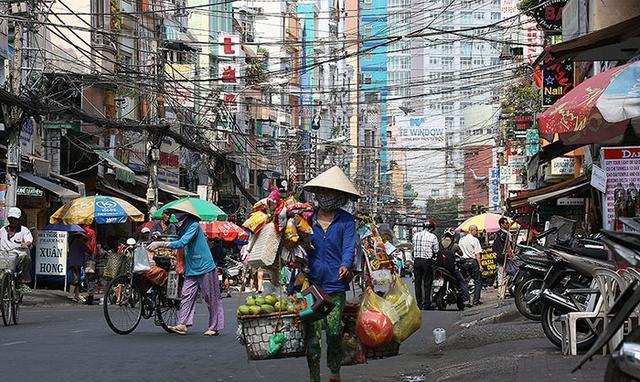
top-left (152, 198), bottom-right (228, 222)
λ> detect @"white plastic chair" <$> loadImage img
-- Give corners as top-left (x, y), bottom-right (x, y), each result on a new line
top-left (560, 268), bottom-right (627, 356)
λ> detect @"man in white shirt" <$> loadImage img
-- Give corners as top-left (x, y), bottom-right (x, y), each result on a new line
top-left (412, 219), bottom-right (439, 309)
top-left (0, 207), bottom-right (33, 292)
top-left (458, 225), bottom-right (483, 306)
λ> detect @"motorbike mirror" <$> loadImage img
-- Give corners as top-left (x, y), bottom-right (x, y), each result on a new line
top-left (126, 238), bottom-right (136, 245)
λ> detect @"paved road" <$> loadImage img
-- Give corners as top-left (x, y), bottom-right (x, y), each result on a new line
top-left (1, 289), bottom-right (461, 382)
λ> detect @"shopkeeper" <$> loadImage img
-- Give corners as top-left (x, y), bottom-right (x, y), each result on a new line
top-left (303, 166), bottom-right (360, 382)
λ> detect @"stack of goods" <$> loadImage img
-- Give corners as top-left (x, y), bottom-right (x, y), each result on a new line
top-left (242, 188), bottom-right (314, 269)
top-left (357, 218), bottom-right (395, 286)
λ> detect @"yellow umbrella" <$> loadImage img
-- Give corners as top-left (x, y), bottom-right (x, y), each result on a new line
top-left (50, 195), bottom-right (145, 225)
top-left (456, 213), bottom-right (519, 234)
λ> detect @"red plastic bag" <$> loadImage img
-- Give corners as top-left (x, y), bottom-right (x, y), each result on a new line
top-left (175, 249), bottom-right (186, 275)
top-left (356, 288), bottom-right (395, 348)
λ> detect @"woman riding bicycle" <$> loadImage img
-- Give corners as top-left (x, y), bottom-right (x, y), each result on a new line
top-left (147, 207), bottom-right (223, 336)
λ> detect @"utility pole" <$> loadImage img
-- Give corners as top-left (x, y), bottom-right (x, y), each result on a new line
top-left (3, 11), bottom-right (25, 221)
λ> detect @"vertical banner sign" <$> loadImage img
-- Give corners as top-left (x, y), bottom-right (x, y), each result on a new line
top-left (542, 62), bottom-right (574, 107)
top-left (601, 147), bottom-right (640, 230)
top-left (36, 231), bottom-right (68, 276)
top-left (488, 167), bottom-right (501, 212)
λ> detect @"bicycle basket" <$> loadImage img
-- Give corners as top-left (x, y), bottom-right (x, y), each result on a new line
top-left (0, 251), bottom-right (19, 271)
top-left (103, 252), bottom-right (130, 280)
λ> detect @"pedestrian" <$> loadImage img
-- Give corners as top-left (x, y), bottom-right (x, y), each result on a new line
top-left (151, 210), bottom-right (177, 236)
top-left (492, 217), bottom-right (513, 300)
top-left (138, 226), bottom-right (151, 242)
top-left (82, 224), bottom-right (97, 305)
top-left (0, 207), bottom-right (33, 293)
top-left (412, 219), bottom-right (439, 310)
top-left (68, 233), bottom-right (92, 303)
top-left (209, 238), bottom-right (231, 297)
top-left (147, 208), bottom-right (223, 336)
top-left (458, 225), bottom-right (484, 307)
top-left (303, 166), bottom-right (359, 382)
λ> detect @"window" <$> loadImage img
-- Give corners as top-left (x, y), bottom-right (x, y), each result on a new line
top-left (461, 42), bottom-right (472, 56)
top-left (473, 12), bottom-right (485, 21)
top-left (441, 11), bottom-right (454, 23)
top-left (442, 102), bottom-right (454, 113)
top-left (363, 0), bottom-right (372, 9)
top-left (491, 57), bottom-right (501, 65)
top-left (459, 117), bottom-right (465, 127)
top-left (460, 57), bottom-right (472, 68)
top-left (473, 57), bottom-right (484, 66)
top-left (429, 56), bottom-right (440, 65)
top-left (445, 117), bottom-right (455, 128)
top-left (491, 12), bottom-right (501, 22)
top-left (461, 11), bottom-right (472, 24)
top-left (474, 43), bottom-right (485, 52)
top-left (441, 43), bottom-right (453, 54)
top-left (442, 57), bottom-right (453, 69)
top-left (431, 189), bottom-right (440, 197)
top-left (492, 0), bottom-right (500, 6)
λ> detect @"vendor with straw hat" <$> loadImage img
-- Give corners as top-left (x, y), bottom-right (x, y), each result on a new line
top-left (303, 166), bottom-right (360, 382)
top-left (146, 204), bottom-right (223, 336)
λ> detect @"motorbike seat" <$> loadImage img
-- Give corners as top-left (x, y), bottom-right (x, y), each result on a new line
top-left (554, 245), bottom-right (609, 261)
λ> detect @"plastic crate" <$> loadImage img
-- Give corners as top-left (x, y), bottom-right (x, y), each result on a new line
top-left (238, 313), bottom-right (306, 360)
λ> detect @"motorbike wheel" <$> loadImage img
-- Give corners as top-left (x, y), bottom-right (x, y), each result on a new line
top-left (435, 282), bottom-right (448, 311)
top-left (514, 278), bottom-right (543, 321)
top-left (540, 303), bottom-right (598, 351)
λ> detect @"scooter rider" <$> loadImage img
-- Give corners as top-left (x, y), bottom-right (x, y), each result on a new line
top-left (412, 219), bottom-right (439, 310)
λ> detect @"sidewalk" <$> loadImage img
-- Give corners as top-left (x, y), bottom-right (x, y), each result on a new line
top-left (22, 289), bottom-right (81, 306)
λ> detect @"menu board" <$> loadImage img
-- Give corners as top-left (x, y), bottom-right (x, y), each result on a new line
top-left (601, 146), bottom-right (640, 230)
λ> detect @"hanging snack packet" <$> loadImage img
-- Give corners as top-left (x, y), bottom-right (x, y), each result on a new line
top-left (242, 211), bottom-right (270, 234)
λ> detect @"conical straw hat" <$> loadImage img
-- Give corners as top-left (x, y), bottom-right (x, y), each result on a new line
top-left (304, 166), bottom-right (361, 198)
top-left (166, 200), bottom-right (202, 220)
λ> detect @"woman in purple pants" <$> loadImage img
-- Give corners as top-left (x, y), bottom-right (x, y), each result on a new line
top-left (147, 208), bottom-right (224, 336)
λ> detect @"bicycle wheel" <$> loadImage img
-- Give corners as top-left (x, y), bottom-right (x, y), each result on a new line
top-left (103, 275), bottom-right (143, 335)
top-left (12, 283), bottom-right (22, 325)
top-left (156, 291), bottom-right (180, 333)
top-left (1, 273), bottom-right (13, 326)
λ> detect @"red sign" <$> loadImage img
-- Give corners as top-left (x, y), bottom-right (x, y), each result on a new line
top-left (221, 66), bottom-right (237, 83)
top-left (603, 147), bottom-right (640, 160)
top-left (532, 0), bottom-right (565, 32)
top-left (223, 37), bottom-right (236, 55)
top-left (514, 112), bottom-right (534, 131)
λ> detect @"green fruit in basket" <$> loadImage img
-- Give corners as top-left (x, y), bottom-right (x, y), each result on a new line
top-left (264, 295), bottom-right (278, 306)
top-left (255, 296), bottom-right (266, 306)
top-left (249, 305), bottom-right (262, 315)
top-left (238, 305), bottom-right (251, 316)
top-left (261, 304), bottom-right (276, 313)
top-left (246, 296), bottom-right (256, 306)
top-left (274, 302), bottom-right (285, 311)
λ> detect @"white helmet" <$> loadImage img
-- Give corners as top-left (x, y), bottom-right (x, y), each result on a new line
top-left (7, 207), bottom-right (21, 219)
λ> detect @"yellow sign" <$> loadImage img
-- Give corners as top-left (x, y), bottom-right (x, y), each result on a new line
top-left (480, 247), bottom-right (497, 278)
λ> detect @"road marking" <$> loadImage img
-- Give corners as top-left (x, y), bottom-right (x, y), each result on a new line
top-left (2, 341), bottom-right (27, 346)
top-left (71, 329), bottom-right (89, 333)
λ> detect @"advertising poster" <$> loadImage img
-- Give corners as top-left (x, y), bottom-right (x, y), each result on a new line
top-left (601, 146), bottom-right (640, 230)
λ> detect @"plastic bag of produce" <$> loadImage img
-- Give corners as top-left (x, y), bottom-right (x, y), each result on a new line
top-left (356, 288), bottom-right (396, 348)
top-left (267, 333), bottom-right (287, 356)
top-left (341, 331), bottom-right (367, 366)
top-left (386, 275), bottom-right (421, 343)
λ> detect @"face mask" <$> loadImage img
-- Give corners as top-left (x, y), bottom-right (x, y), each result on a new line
top-left (315, 191), bottom-right (348, 212)
top-left (441, 238), bottom-right (452, 248)
top-left (174, 213), bottom-right (189, 227)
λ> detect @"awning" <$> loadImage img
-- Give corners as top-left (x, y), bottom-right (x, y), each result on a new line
top-left (134, 175), bottom-right (198, 198)
top-left (534, 15), bottom-right (640, 67)
top-left (19, 172), bottom-right (81, 202)
top-left (99, 183), bottom-right (148, 205)
top-left (507, 176), bottom-right (589, 209)
top-left (95, 150), bottom-right (136, 184)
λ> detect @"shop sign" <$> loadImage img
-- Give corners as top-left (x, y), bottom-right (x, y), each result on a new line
top-left (17, 186), bottom-right (43, 197)
top-left (514, 112), bottom-right (534, 131)
top-left (20, 118), bottom-right (34, 157)
top-left (501, 155), bottom-right (526, 185)
top-left (220, 93), bottom-right (238, 112)
top-left (532, 0), bottom-right (566, 32)
top-left (218, 34), bottom-right (240, 58)
top-left (480, 247), bottom-right (497, 278)
top-left (557, 197), bottom-right (584, 206)
top-left (488, 167), bottom-right (500, 212)
top-left (601, 146), bottom-right (640, 230)
top-left (591, 164), bottom-right (606, 193)
top-left (550, 157), bottom-right (574, 175)
top-left (36, 231), bottom-right (68, 276)
top-left (542, 62), bottom-right (574, 107)
top-left (219, 62), bottom-right (238, 84)
top-left (164, 64), bottom-right (195, 108)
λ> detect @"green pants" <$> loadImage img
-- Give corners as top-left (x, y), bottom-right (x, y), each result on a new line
top-left (304, 292), bottom-right (346, 382)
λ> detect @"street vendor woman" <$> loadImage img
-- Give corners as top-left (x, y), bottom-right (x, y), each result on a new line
top-left (146, 204), bottom-right (223, 336)
top-left (303, 166), bottom-right (360, 382)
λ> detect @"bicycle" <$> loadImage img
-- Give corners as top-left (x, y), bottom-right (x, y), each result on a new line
top-left (103, 240), bottom-right (181, 335)
top-left (0, 250), bottom-right (23, 326)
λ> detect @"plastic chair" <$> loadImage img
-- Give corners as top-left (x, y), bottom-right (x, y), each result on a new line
top-left (560, 268), bottom-right (627, 356)
top-left (621, 268), bottom-right (640, 330)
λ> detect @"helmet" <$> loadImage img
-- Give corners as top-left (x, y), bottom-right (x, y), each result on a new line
top-left (424, 219), bottom-right (436, 232)
top-left (443, 227), bottom-right (455, 237)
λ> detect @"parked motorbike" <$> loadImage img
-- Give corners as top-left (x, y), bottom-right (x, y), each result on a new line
top-left (574, 227), bottom-right (640, 381)
top-left (220, 255), bottom-right (245, 287)
top-left (432, 256), bottom-right (474, 311)
top-left (529, 246), bottom-right (614, 351)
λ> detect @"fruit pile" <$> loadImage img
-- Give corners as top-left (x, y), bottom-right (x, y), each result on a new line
top-left (237, 294), bottom-right (295, 316)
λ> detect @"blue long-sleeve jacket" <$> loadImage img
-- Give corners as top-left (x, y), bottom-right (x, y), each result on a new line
top-left (307, 209), bottom-right (357, 293)
top-left (168, 220), bottom-right (215, 276)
